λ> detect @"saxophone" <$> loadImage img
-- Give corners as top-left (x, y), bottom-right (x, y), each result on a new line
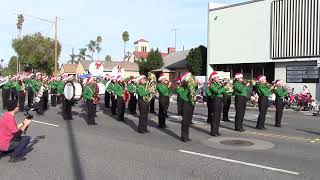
top-left (187, 75), bottom-right (197, 106)
top-left (143, 72), bottom-right (157, 102)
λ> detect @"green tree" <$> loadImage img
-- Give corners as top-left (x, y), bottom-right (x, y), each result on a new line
top-left (186, 45), bottom-right (207, 76)
top-left (87, 40), bottom-right (97, 60)
top-left (96, 35), bottom-right (102, 60)
top-left (12, 32), bottom-right (62, 75)
top-left (105, 55), bottom-right (112, 61)
top-left (76, 48), bottom-right (91, 61)
top-left (136, 48), bottom-right (163, 75)
top-left (122, 31), bottom-right (129, 60)
top-left (8, 56), bottom-right (18, 75)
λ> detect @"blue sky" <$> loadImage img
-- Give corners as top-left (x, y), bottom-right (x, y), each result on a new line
top-left (0, 0), bottom-right (244, 66)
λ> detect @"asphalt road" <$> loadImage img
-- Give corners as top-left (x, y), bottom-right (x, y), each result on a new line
top-left (0, 97), bottom-right (319, 180)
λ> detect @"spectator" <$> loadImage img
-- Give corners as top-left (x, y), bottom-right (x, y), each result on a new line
top-left (0, 100), bottom-right (32, 162)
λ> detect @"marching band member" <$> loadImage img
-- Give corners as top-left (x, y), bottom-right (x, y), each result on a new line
top-left (136, 75), bottom-right (150, 134)
top-left (256, 75), bottom-right (272, 130)
top-left (56, 75), bottom-right (65, 105)
top-left (114, 75), bottom-right (126, 121)
top-left (149, 97), bottom-right (156, 114)
top-left (108, 76), bottom-right (117, 116)
top-left (42, 76), bottom-right (49, 111)
top-left (179, 72), bottom-right (196, 142)
top-left (17, 76), bottom-right (26, 112)
top-left (62, 75), bottom-right (74, 120)
top-left (233, 73), bottom-right (250, 132)
top-left (1, 76), bottom-right (12, 109)
top-left (205, 81), bottom-right (213, 124)
top-left (11, 76), bottom-right (18, 101)
top-left (274, 80), bottom-right (287, 127)
top-left (222, 78), bottom-right (232, 122)
top-left (103, 74), bottom-right (111, 108)
top-left (156, 73), bottom-right (171, 128)
top-left (83, 77), bottom-right (97, 125)
top-left (49, 76), bottom-right (57, 107)
top-left (35, 73), bottom-right (44, 115)
top-left (127, 78), bottom-right (137, 114)
top-left (209, 72), bottom-right (226, 136)
top-left (25, 73), bottom-right (34, 108)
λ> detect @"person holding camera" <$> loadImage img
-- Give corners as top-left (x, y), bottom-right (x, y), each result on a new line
top-left (0, 100), bottom-right (32, 162)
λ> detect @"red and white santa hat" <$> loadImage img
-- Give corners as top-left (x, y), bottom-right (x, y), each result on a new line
top-left (235, 73), bottom-right (243, 79)
top-left (275, 80), bottom-right (283, 85)
top-left (36, 72), bottom-right (42, 76)
top-left (137, 74), bottom-right (146, 81)
top-left (51, 76), bottom-right (57, 81)
top-left (209, 72), bottom-right (219, 80)
top-left (62, 73), bottom-right (68, 79)
top-left (158, 73), bottom-right (167, 81)
top-left (117, 75), bottom-right (123, 82)
top-left (110, 75), bottom-right (117, 80)
top-left (257, 75), bottom-right (266, 81)
top-left (180, 72), bottom-right (191, 82)
top-left (104, 73), bottom-right (110, 78)
top-left (86, 77), bottom-right (95, 84)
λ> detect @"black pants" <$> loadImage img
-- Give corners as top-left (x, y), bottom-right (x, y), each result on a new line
top-left (7, 136), bottom-right (31, 158)
top-left (86, 100), bottom-right (96, 125)
top-left (149, 97), bottom-right (155, 113)
top-left (43, 90), bottom-right (48, 111)
top-left (63, 99), bottom-right (73, 120)
top-left (211, 96), bottom-right (223, 135)
top-left (177, 95), bottom-right (183, 116)
top-left (117, 96), bottom-right (125, 121)
top-left (181, 101), bottom-right (194, 140)
top-left (37, 96), bottom-right (45, 115)
top-left (128, 93), bottom-right (137, 114)
top-left (138, 99), bottom-right (150, 133)
top-left (257, 96), bottom-right (269, 129)
top-left (158, 96), bottom-right (169, 128)
top-left (18, 91), bottom-right (25, 112)
top-left (111, 95), bottom-right (117, 115)
top-left (11, 89), bottom-right (18, 101)
top-left (207, 96), bottom-right (213, 123)
top-left (57, 94), bottom-right (63, 104)
top-left (275, 98), bottom-right (284, 127)
top-left (27, 87), bottom-right (34, 107)
top-left (51, 89), bottom-right (57, 107)
top-left (2, 88), bottom-right (9, 109)
top-left (105, 91), bottom-right (110, 108)
top-left (223, 95), bottom-right (231, 120)
top-left (235, 96), bottom-right (247, 131)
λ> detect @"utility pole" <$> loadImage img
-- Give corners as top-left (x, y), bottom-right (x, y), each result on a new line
top-left (54, 16), bottom-right (58, 75)
top-left (171, 28), bottom-right (179, 50)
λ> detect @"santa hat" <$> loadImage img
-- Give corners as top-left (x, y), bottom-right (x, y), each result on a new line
top-left (36, 72), bottom-right (42, 76)
top-left (180, 72), bottom-right (191, 82)
top-left (62, 77), bottom-right (68, 82)
top-left (137, 75), bottom-right (146, 81)
top-left (110, 75), bottom-right (117, 80)
top-left (176, 77), bottom-right (181, 83)
top-left (257, 75), bottom-right (266, 81)
top-left (158, 73), bottom-right (167, 81)
top-left (117, 75), bottom-right (123, 82)
top-left (235, 73), bottom-right (243, 79)
top-left (104, 73), bottom-right (110, 78)
top-left (275, 80), bottom-right (283, 85)
top-left (86, 77), bottom-right (95, 84)
top-left (57, 77), bottom-right (62, 81)
top-left (62, 73), bottom-right (68, 78)
top-left (51, 76), bottom-right (57, 81)
top-left (209, 72), bottom-right (219, 80)
top-left (28, 73), bottom-right (34, 78)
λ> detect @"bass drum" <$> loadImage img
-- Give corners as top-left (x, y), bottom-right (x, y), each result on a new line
top-left (97, 82), bottom-right (106, 95)
top-left (64, 82), bottom-right (83, 101)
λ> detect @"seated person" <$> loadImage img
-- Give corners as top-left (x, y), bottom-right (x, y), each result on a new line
top-left (0, 100), bottom-right (32, 162)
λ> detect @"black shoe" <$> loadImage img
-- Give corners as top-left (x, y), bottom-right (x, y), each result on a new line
top-left (138, 130), bottom-right (145, 134)
top-left (181, 137), bottom-right (191, 142)
top-left (158, 125), bottom-right (167, 129)
top-left (262, 127), bottom-right (267, 130)
top-left (216, 132), bottom-right (221, 136)
top-left (275, 124), bottom-right (282, 128)
top-left (239, 129), bottom-right (246, 132)
top-left (255, 127), bottom-right (264, 130)
top-left (145, 130), bottom-right (151, 133)
top-left (222, 119), bottom-right (231, 122)
top-left (235, 129), bottom-right (241, 132)
top-left (210, 133), bottom-right (218, 137)
top-left (8, 157), bottom-right (26, 163)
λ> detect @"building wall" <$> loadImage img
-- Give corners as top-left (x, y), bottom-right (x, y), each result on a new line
top-left (275, 60), bottom-right (320, 100)
top-left (136, 42), bottom-right (150, 52)
top-left (76, 64), bottom-right (86, 75)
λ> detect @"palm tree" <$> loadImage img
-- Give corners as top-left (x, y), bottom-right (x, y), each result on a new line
top-left (67, 48), bottom-right (77, 64)
top-left (16, 14), bottom-right (24, 37)
top-left (76, 48), bottom-right (91, 61)
top-left (105, 55), bottom-right (111, 61)
top-left (122, 31), bottom-right (129, 61)
top-left (96, 36), bottom-right (102, 60)
top-left (87, 40), bottom-right (96, 60)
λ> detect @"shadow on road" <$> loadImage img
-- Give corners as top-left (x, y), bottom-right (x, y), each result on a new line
top-left (296, 129), bottom-right (320, 136)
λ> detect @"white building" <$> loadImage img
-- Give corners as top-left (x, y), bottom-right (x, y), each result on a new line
top-left (207, 0), bottom-right (320, 99)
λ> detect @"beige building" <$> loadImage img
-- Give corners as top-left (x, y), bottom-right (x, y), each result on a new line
top-left (59, 64), bottom-right (85, 76)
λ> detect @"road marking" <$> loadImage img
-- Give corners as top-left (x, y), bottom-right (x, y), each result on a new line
top-left (32, 120), bottom-right (59, 127)
top-left (179, 150), bottom-right (300, 175)
top-left (310, 139), bottom-right (320, 143)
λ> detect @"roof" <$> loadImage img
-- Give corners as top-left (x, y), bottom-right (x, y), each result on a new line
top-left (61, 64), bottom-right (78, 73)
top-left (80, 60), bottom-right (139, 72)
top-left (163, 50), bottom-right (190, 69)
top-left (134, 39), bottom-right (149, 44)
top-left (133, 51), bottom-right (168, 60)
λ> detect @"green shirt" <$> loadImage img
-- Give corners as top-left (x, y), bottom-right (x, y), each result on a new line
top-left (15, 83), bottom-right (22, 92)
top-left (127, 84), bottom-right (136, 93)
top-left (25, 79), bottom-right (31, 88)
top-left (113, 83), bottom-right (124, 97)
top-left (156, 83), bottom-right (170, 97)
top-left (209, 82), bottom-right (226, 97)
top-left (274, 86), bottom-right (287, 99)
top-left (233, 82), bottom-right (249, 97)
top-left (136, 84), bottom-right (150, 98)
top-left (205, 88), bottom-right (212, 97)
top-left (56, 81), bottom-right (64, 94)
top-left (256, 83), bottom-right (272, 97)
top-left (107, 82), bottom-right (114, 93)
top-left (3, 80), bottom-right (12, 90)
top-left (83, 85), bottom-right (94, 100)
top-left (175, 86), bottom-right (184, 98)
